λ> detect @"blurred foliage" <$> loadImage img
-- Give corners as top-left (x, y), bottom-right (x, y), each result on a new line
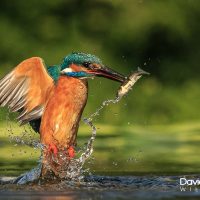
top-left (0, 0), bottom-right (199, 125)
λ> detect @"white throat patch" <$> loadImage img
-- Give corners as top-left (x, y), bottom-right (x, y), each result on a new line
top-left (61, 68), bottom-right (73, 74)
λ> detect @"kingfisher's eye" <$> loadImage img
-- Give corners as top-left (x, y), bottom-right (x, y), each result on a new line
top-left (83, 62), bottom-right (91, 68)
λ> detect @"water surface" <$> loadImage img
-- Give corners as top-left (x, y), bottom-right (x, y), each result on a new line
top-left (0, 121), bottom-right (200, 199)
top-left (1, 175), bottom-right (200, 200)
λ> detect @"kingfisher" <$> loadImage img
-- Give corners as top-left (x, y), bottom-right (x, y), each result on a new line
top-left (0, 52), bottom-right (125, 177)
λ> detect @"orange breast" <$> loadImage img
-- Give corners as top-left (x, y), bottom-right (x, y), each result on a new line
top-left (40, 76), bottom-right (88, 149)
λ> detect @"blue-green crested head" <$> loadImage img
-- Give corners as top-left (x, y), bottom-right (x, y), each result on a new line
top-left (61, 52), bottom-right (102, 70)
top-left (60, 52), bottom-right (125, 82)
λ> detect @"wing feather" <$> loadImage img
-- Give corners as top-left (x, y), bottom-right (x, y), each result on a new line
top-left (0, 57), bottom-right (54, 125)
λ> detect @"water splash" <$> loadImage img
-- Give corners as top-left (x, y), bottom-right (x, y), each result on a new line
top-left (6, 68), bottom-right (148, 183)
top-left (46, 96), bottom-right (122, 181)
top-left (6, 113), bottom-right (43, 150)
top-left (86, 97), bottom-right (120, 122)
top-left (77, 67), bottom-right (149, 174)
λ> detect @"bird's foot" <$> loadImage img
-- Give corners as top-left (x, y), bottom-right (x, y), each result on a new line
top-left (68, 146), bottom-right (75, 158)
top-left (48, 143), bottom-right (58, 157)
top-left (45, 144), bottom-right (75, 165)
top-left (48, 143), bottom-right (75, 158)
top-left (13, 164), bottom-right (42, 185)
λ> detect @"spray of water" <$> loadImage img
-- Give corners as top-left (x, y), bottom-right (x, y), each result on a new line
top-left (6, 68), bottom-right (148, 184)
top-left (75, 67), bottom-right (149, 177)
top-left (6, 113), bottom-right (43, 150)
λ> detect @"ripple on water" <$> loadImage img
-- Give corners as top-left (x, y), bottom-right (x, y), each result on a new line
top-left (1, 175), bottom-right (200, 200)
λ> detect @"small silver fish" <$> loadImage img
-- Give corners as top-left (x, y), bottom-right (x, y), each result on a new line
top-left (117, 67), bottom-right (149, 100)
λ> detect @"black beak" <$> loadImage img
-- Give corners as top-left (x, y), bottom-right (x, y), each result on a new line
top-left (88, 65), bottom-right (126, 83)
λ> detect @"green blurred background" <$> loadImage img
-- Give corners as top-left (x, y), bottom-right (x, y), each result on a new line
top-left (0, 0), bottom-right (200, 176)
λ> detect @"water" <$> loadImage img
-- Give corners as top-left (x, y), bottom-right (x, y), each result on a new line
top-left (76, 68), bottom-right (148, 178)
top-left (1, 175), bottom-right (200, 199)
top-left (4, 96), bottom-right (122, 183)
top-left (2, 118), bottom-right (200, 199)
top-left (6, 112), bottom-right (43, 149)
top-left (2, 69), bottom-right (160, 181)
top-left (3, 69), bottom-right (199, 199)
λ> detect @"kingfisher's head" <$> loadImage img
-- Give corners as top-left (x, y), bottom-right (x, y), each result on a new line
top-left (60, 52), bottom-right (125, 83)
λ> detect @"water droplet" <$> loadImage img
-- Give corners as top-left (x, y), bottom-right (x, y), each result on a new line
top-left (112, 161), bottom-right (118, 166)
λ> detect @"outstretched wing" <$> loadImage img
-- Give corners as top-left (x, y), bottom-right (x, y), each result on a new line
top-left (0, 57), bottom-right (54, 125)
